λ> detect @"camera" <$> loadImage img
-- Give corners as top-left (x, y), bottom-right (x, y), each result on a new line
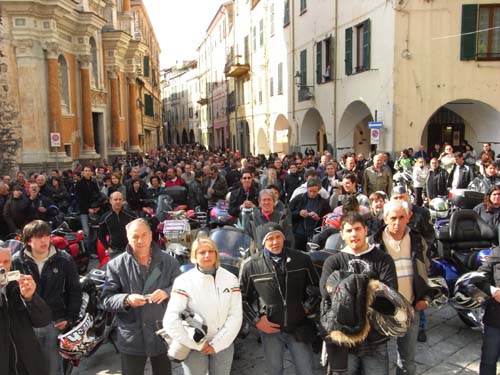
top-left (0, 268), bottom-right (21, 286)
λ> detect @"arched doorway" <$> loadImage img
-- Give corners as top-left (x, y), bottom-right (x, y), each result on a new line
top-left (256, 128), bottom-right (270, 155)
top-left (423, 99), bottom-right (500, 153)
top-left (300, 108), bottom-right (326, 153)
top-left (189, 130), bottom-right (195, 143)
top-left (273, 114), bottom-right (290, 155)
top-left (182, 129), bottom-right (188, 144)
top-left (338, 101), bottom-right (374, 156)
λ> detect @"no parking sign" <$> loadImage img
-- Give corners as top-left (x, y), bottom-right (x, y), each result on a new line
top-left (370, 129), bottom-right (380, 145)
top-left (50, 132), bottom-right (61, 147)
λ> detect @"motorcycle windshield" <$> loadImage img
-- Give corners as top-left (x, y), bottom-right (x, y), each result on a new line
top-left (209, 228), bottom-right (252, 261)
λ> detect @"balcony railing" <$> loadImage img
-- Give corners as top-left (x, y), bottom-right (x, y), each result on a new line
top-left (224, 54), bottom-right (250, 78)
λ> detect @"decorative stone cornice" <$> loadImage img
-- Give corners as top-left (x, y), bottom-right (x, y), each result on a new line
top-left (78, 54), bottom-right (92, 68)
top-left (44, 42), bottom-right (60, 59)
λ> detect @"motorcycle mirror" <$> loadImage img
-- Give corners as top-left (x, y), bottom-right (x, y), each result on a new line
top-left (307, 242), bottom-right (320, 252)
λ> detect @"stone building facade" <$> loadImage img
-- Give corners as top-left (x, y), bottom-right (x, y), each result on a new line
top-left (0, 0), bottom-right (161, 173)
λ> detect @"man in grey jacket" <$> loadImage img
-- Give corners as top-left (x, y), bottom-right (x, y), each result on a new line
top-left (102, 218), bottom-right (181, 375)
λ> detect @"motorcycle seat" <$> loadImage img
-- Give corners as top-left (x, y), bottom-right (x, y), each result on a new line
top-left (437, 209), bottom-right (495, 251)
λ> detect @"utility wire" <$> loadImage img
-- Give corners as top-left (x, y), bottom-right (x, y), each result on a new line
top-left (432, 25), bottom-right (500, 40)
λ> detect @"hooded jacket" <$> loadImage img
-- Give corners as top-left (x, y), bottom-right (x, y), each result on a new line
top-left (478, 246), bottom-right (500, 328)
top-left (320, 245), bottom-right (397, 346)
top-left (11, 246), bottom-right (82, 324)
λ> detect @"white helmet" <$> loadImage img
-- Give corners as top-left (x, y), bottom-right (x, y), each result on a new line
top-left (368, 280), bottom-right (415, 337)
top-left (58, 313), bottom-right (98, 360)
top-left (427, 277), bottom-right (449, 308)
top-left (450, 271), bottom-right (489, 310)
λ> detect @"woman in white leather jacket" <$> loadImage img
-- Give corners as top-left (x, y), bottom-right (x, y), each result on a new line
top-left (163, 238), bottom-right (242, 375)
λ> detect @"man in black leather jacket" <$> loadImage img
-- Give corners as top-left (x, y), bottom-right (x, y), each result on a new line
top-left (478, 245), bottom-right (500, 375)
top-left (240, 223), bottom-right (319, 375)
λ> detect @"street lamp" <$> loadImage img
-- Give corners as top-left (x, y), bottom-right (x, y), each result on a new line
top-left (294, 71), bottom-right (314, 100)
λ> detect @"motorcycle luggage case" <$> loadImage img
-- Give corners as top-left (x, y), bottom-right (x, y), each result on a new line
top-left (449, 189), bottom-right (484, 209)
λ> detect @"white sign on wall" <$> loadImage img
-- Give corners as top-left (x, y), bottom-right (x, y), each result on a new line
top-left (370, 129), bottom-right (380, 145)
top-left (50, 132), bottom-right (61, 147)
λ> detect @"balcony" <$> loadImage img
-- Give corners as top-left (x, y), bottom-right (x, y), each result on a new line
top-left (224, 55), bottom-right (250, 78)
top-left (197, 97), bottom-right (208, 106)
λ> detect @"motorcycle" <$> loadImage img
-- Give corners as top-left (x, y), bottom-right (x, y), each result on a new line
top-left (51, 222), bottom-right (88, 274)
top-left (430, 208), bottom-right (495, 327)
top-left (58, 268), bottom-right (117, 374)
top-left (209, 200), bottom-right (233, 228)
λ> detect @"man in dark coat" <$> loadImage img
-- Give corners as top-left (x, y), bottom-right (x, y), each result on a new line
top-left (228, 169), bottom-right (259, 220)
top-left (289, 179), bottom-right (331, 251)
top-left (423, 158), bottom-right (449, 200)
top-left (102, 218), bottom-right (181, 375)
top-left (0, 243), bottom-right (52, 375)
top-left (447, 151), bottom-right (475, 189)
top-left (204, 165), bottom-right (228, 205)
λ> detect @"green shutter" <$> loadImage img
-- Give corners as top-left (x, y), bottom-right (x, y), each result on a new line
top-left (362, 19), bottom-right (371, 71)
top-left (461, 4), bottom-right (478, 61)
top-left (345, 27), bottom-right (353, 76)
top-left (329, 36), bottom-right (334, 79)
top-left (284, 0), bottom-right (290, 25)
top-left (144, 94), bottom-right (154, 116)
top-left (316, 42), bottom-right (323, 84)
top-left (143, 56), bottom-right (150, 77)
top-left (300, 49), bottom-right (307, 86)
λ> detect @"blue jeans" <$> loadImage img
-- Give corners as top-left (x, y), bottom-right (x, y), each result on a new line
top-left (80, 214), bottom-right (89, 236)
top-left (259, 331), bottom-right (314, 375)
top-left (396, 312), bottom-right (419, 375)
top-left (34, 323), bottom-right (62, 375)
top-left (419, 310), bottom-right (426, 331)
top-left (182, 344), bottom-right (234, 375)
top-left (480, 324), bottom-right (500, 375)
top-left (342, 342), bottom-right (389, 375)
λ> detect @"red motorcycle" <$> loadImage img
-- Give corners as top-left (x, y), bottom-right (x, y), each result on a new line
top-left (51, 224), bottom-right (88, 274)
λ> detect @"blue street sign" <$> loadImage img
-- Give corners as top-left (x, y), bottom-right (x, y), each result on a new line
top-left (368, 121), bottom-right (383, 129)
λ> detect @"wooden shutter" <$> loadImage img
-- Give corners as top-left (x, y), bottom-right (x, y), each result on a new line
top-left (345, 27), bottom-right (353, 76)
top-left (329, 36), bottom-right (334, 79)
top-left (461, 4), bottom-right (478, 61)
top-left (362, 19), bottom-right (371, 71)
top-left (284, 0), bottom-right (290, 26)
top-left (300, 49), bottom-right (307, 86)
top-left (316, 41), bottom-right (323, 84)
top-left (143, 56), bottom-right (150, 77)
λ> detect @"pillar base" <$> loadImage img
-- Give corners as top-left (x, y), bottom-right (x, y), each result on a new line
top-left (107, 147), bottom-right (127, 159)
top-left (79, 149), bottom-right (101, 162)
top-left (128, 145), bottom-right (141, 153)
top-left (20, 151), bottom-right (73, 172)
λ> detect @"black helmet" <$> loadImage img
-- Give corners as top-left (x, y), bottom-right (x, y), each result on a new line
top-left (450, 271), bottom-right (489, 310)
top-left (427, 276), bottom-right (449, 308)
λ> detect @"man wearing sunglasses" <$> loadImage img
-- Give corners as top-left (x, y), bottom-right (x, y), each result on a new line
top-left (228, 169), bottom-right (259, 220)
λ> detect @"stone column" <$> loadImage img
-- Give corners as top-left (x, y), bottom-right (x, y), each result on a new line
top-left (127, 75), bottom-right (140, 152)
top-left (79, 56), bottom-right (97, 153)
top-left (46, 45), bottom-right (62, 142)
top-left (122, 0), bottom-right (131, 11)
top-left (109, 70), bottom-right (121, 149)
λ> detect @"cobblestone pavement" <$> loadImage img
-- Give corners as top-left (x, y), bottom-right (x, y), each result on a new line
top-left (74, 305), bottom-right (485, 375)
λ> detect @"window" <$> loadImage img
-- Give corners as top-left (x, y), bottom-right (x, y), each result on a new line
top-left (58, 55), bottom-right (70, 112)
top-left (461, 4), bottom-right (500, 60)
top-left (244, 35), bottom-right (250, 63)
top-left (252, 26), bottom-right (257, 52)
top-left (284, 0), bottom-right (290, 26)
top-left (270, 2), bottom-right (275, 36)
top-left (89, 37), bottom-right (98, 88)
top-left (300, 0), bottom-right (307, 13)
top-left (259, 19), bottom-right (264, 47)
top-left (345, 19), bottom-right (370, 75)
top-left (270, 76), bottom-right (274, 97)
top-left (277, 63), bottom-right (283, 95)
top-left (143, 55), bottom-right (150, 77)
top-left (316, 37), bottom-right (334, 84)
top-left (298, 49), bottom-right (308, 101)
top-left (144, 94), bottom-right (154, 116)
top-left (258, 79), bottom-right (262, 104)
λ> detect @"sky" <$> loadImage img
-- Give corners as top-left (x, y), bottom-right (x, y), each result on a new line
top-left (143, 0), bottom-right (223, 69)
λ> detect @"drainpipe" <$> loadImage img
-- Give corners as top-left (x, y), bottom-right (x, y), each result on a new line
top-left (333, 0), bottom-right (338, 160)
top-left (291, 0), bottom-right (296, 148)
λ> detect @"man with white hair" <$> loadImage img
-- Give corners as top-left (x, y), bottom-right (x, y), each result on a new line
top-left (369, 200), bottom-right (433, 375)
top-left (102, 218), bottom-right (181, 375)
top-left (0, 242), bottom-right (52, 375)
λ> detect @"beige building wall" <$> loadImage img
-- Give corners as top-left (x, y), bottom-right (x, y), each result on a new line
top-left (393, 0), bottom-right (500, 152)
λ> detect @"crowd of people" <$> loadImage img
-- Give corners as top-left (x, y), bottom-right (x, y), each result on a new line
top-left (0, 141), bottom-right (499, 375)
